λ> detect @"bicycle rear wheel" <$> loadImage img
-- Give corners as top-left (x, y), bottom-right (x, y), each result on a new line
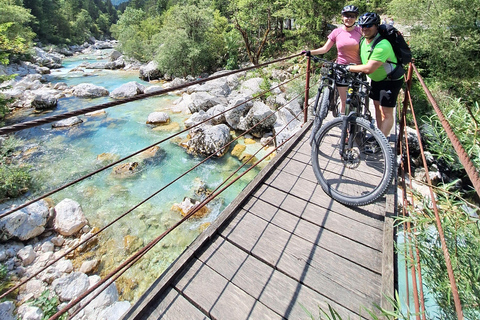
top-left (311, 117), bottom-right (395, 206)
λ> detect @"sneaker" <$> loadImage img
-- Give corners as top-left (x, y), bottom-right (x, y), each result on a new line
top-left (364, 139), bottom-right (381, 154)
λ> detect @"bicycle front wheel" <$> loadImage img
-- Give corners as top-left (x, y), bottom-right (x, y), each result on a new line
top-left (310, 86), bottom-right (331, 144)
top-left (311, 117), bottom-right (395, 206)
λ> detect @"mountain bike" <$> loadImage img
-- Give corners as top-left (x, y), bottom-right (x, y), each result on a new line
top-left (309, 57), bottom-right (340, 144)
top-left (310, 63), bottom-right (395, 206)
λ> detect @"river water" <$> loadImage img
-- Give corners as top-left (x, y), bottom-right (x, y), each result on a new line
top-left (4, 50), bottom-right (263, 302)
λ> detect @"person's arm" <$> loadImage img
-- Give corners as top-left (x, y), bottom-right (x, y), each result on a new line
top-left (309, 39), bottom-right (335, 55)
top-left (347, 59), bottom-right (383, 74)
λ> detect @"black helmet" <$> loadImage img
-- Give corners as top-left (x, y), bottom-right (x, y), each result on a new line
top-left (357, 12), bottom-right (381, 26)
top-left (342, 5), bottom-right (359, 16)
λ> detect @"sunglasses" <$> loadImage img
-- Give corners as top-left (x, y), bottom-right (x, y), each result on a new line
top-left (360, 24), bottom-right (374, 29)
top-left (343, 14), bottom-right (357, 19)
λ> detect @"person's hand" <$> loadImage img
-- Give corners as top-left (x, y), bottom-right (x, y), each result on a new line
top-left (301, 50), bottom-right (311, 57)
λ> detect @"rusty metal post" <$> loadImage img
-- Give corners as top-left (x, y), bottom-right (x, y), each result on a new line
top-left (304, 56), bottom-right (311, 123)
top-left (397, 62), bottom-right (413, 152)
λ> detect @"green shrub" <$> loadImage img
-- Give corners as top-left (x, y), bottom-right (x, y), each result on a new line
top-left (399, 184), bottom-right (480, 320)
top-left (27, 290), bottom-right (68, 320)
top-left (0, 136), bottom-right (32, 202)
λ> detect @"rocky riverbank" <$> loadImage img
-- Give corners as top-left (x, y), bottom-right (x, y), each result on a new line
top-left (0, 39), bottom-right (305, 320)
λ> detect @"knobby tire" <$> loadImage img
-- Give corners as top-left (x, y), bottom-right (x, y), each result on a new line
top-left (311, 117), bottom-right (395, 206)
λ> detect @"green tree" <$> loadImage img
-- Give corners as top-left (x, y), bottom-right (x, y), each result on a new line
top-left (0, 0), bottom-right (34, 60)
top-left (155, 4), bottom-right (225, 76)
top-left (111, 7), bottom-right (161, 61)
top-left (230, 0), bottom-right (274, 65)
top-left (389, 0), bottom-right (480, 80)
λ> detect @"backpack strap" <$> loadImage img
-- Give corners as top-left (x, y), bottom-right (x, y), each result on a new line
top-left (365, 34), bottom-right (398, 65)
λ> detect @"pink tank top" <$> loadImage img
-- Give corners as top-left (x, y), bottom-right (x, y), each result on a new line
top-left (328, 26), bottom-right (362, 65)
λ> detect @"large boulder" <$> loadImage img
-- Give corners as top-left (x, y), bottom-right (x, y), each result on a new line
top-left (0, 200), bottom-right (50, 241)
top-left (224, 94), bottom-right (254, 129)
top-left (52, 272), bottom-right (90, 302)
top-left (72, 83), bottom-right (109, 98)
top-left (110, 82), bottom-right (145, 99)
top-left (187, 92), bottom-right (222, 113)
top-left (53, 199), bottom-right (88, 236)
top-left (32, 91), bottom-right (58, 110)
top-left (139, 61), bottom-right (163, 81)
top-left (33, 47), bottom-right (63, 68)
top-left (238, 101), bottom-right (277, 137)
top-left (184, 124), bottom-right (231, 157)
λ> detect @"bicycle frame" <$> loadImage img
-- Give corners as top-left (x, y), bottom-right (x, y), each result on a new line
top-left (339, 72), bottom-right (372, 158)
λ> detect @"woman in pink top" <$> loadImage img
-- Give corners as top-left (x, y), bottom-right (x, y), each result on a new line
top-left (303, 5), bottom-right (362, 113)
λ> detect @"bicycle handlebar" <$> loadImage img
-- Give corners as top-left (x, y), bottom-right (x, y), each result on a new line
top-left (310, 56), bottom-right (370, 88)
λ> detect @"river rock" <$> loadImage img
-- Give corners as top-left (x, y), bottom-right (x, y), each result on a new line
top-left (187, 92), bottom-right (221, 113)
top-left (0, 200), bottom-right (50, 241)
top-left (0, 301), bottom-right (16, 320)
top-left (238, 100), bottom-right (276, 137)
top-left (53, 199), bottom-right (88, 236)
top-left (16, 305), bottom-right (43, 320)
top-left (239, 77), bottom-right (263, 96)
top-left (32, 91), bottom-right (58, 110)
top-left (52, 117), bottom-right (83, 128)
top-left (184, 110), bottom-right (211, 128)
top-left (110, 81), bottom-right (145, 99)
top-left (110, 50), bottom-right (122, 61)
top-left (146, 112), bottom-right (170, 125)
top-left (97, 301), bottom-right (131, 320)
top-left (206, 104), bottom-right (226, 125)
top-left (17, 245), bottom-right (36, 266)
top-left (187, 72), bottom-right (231, 96)
top-left (139, 61), bottom-right (163, 81)
top-left (184, 124), bottom-right (231, 157)
top-left (144, 85), bottom-right (163, 94)
top-left (33, 47), bottom-right (63, 69)
top-left (224, 94), bottom-right (253, 129)
top-left (72, 83), bottom-right (109, 98)
top-left (52, 272), bottom-right (90, 302)
top-left (112, 162), bottom-right (139, 177)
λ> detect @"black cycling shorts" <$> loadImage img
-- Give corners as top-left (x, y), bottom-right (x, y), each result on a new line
top-left (369, 78), bottom-right (404, 108)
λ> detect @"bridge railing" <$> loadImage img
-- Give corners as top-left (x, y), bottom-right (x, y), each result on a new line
top-left (396, 61), bottom-right (480, 319)
top-left (0, 54), bottom-right (320, 319)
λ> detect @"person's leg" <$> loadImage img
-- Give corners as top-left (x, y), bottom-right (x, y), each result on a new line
top-left (379, 106), bottom-right (395, 137)
top-left (373, 100), bottom-right (383, 129)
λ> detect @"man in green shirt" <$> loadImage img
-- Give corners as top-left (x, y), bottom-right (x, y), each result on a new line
top-left (345, 12), bottom-right (404, 139)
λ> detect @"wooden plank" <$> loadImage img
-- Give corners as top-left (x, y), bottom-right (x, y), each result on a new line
top-left (309, 184), bottom-right (387, 226)
top-left (267, 170), bottom-right (299, 193)
top-left (143, 287), bottom-right (208, 320)
top-left (301, 202), bottom-right (383, 250)
top-left (237, 219), bottom-right (382, 312)
top-left (245, 199), bottom-right (382, 272)
top-left (196, 235), bottom-right (361, 320)
top-left (174, 258), bottom-right (283, 320)
top-left (380, 193), bottom-right (396, 317)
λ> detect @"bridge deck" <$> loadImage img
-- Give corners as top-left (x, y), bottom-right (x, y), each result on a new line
top-left (122, 121), bottom-right (396, 320)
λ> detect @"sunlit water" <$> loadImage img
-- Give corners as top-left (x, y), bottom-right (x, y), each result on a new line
top-left (3, 50), bottom-right (262, 302)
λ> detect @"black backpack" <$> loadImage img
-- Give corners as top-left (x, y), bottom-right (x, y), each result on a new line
top-left (362, 24), bottom-right (412, 79)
